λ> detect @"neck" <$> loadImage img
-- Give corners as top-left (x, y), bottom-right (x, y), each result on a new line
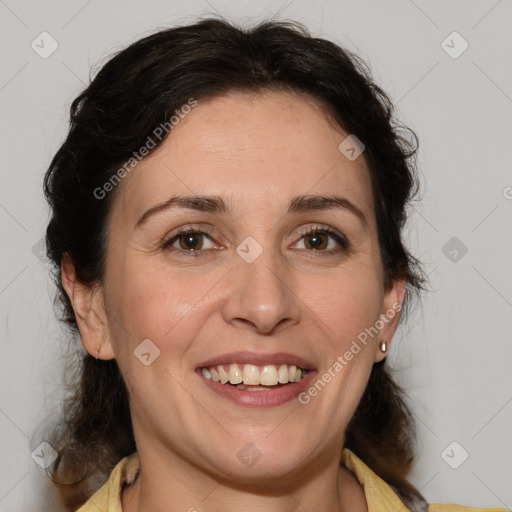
top-left (122, 445), bottom-right (368, 512)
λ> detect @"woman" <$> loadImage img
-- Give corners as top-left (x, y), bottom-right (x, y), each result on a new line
top-left (43, 18), bottom-right (506, 512)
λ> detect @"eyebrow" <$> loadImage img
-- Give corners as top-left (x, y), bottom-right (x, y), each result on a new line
top-left (135, 194), bottom-right (367, 228)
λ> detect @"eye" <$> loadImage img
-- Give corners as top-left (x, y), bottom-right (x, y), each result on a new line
top-left (160, 225), bottom-right (348, 256)
top-left (293, 226), bottom-right (349, 253)
top-left (161, 228), bottom-right (218, 254)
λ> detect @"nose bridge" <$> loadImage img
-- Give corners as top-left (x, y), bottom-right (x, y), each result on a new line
top-left (222, 236), bottom-right (299, 333)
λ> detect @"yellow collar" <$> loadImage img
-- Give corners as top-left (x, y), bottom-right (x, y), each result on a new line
top-left (77, 448), bottom-right (504, 511)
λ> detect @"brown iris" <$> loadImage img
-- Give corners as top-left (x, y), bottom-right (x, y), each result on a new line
top-left (178, 232), bottom-right (203, 250)
top-left (304, 232), bottom-right (328, 250)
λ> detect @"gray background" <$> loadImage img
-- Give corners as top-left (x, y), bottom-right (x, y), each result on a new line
top-left (1, 0), bottom-right (511, 510)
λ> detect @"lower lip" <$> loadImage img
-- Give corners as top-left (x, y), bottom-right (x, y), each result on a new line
top-left (196, 369), bottom-right (317, 408)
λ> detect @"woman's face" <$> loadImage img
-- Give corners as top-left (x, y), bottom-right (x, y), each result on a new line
top-left (72, 90), bottom-right (404, 481)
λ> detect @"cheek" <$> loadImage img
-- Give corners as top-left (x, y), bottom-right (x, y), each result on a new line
top-left (297, 264), bottom-right (383, 349)
top-left (105, 257), bottom-right (221, 361)
top-left (105, 263), bottom-right (199, 417)
top-left (308, 264), bottom-right (382, 418)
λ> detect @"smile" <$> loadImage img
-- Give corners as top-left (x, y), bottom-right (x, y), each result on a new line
top-left (200, 363), bottom-right (308, 389)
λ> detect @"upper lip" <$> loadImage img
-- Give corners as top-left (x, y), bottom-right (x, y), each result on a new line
top-left (196, 351), bottom-right (316, 371)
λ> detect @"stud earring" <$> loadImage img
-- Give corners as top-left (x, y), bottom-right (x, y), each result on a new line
top-left (95, 345), bottom-right (101, 360)
top-left (379, 340), bottom-right (387, 353)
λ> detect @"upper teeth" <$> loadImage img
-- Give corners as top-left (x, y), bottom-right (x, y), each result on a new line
top-left (201, 363), bottom-right (306, 386)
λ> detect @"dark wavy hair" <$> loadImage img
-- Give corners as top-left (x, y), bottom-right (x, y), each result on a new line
top-left (43, 17), bottom-right (428, 511)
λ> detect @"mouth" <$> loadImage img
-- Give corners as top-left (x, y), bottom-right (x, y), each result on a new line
top-left (200, 363), bottom-right (308, 390)
top-left (195, 353), bottom-right (316, 407)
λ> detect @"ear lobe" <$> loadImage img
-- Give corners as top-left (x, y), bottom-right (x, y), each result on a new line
top-left (374, 278), bottom-right (406, 363)
top-left (61, 253), bottom-right (115, 360)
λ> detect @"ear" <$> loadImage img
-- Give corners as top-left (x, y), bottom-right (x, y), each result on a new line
top-left (374, 278), bottom-right (406, 363)
top-left (61, 253), bottom-right (115, 360)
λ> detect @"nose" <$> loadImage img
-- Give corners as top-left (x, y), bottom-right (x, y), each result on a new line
top-left (221, 245), bottom-right (301, 335)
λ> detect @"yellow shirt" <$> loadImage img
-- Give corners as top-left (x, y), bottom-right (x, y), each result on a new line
top-left (76, 449), bottom-right (507, 512)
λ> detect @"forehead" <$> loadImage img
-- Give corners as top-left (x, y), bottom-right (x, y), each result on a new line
top-left (111, 90), bottom-right (374, 226)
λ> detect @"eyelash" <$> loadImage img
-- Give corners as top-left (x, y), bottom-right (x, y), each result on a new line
top-left (296, 226), bottom-right (349, 254)
top-left (160, 227), bottom-right (216, 257)
top-left (160, 225), bottom-right (349, 257)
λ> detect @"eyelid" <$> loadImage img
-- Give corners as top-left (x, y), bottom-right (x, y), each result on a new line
top-left (294, 224), bottom-right (349, 252)
top-left (161, 224), bottom-right (222, 252)
top-left (161, 223), bottom-right (349, 254)
top-left (164, 223), bottom-right (215, 239)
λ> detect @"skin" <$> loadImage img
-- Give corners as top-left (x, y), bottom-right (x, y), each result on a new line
top-left (62, 90), bottom-right (405, 512)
